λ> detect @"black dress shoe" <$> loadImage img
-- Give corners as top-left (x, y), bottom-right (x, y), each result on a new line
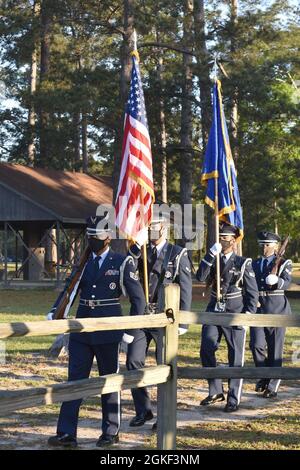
top-left (200, 393), bottom-right (225, 406)
top-left (48, 434), bottom-right (77, 448)
top-left (152, 421), bottom-right (157, 431)
top-left (262, 389), bottom-right (277, 398)
top-left (96, 434), bottom-right (119, 447)
top-left (255, 380), bottom-right (268, 393)
top-left (224, 403), bottom-right (239, 413)
top-left (129, 410), bottom-right (154, 427)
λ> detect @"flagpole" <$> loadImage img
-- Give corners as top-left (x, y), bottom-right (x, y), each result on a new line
top-left (140, 188), bottom-right (150, 304)
top-left (202, 73), bottom-right (243, 303)
top-left (213, 71), bottom-right (221, 304)
top-left (214, 177), bottom-right (221, 303)
top-left (132, 29), bottom-right (150, 304)
top-left (142, 241), bottom-right (149, 303)
top-left (132, 28), bottom-right (137, 52)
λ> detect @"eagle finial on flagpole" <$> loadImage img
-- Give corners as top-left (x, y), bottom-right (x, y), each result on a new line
top-left (131, 29), bottom-right (140, 62)
top-left (213, 54), bottom-right (218, 83)
top-left (133, 29), bottom-right (137, 51)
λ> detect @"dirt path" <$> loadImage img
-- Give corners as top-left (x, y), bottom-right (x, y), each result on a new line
top-left (0, 384), bottom-right (298, 450)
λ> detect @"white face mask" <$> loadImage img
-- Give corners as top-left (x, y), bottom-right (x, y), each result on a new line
top-left (219, 236), bottom-right (235, 252)
top-left (149, 224), bottom-right (167, 242)
top-left (149, 230), bottom-right (160, 241)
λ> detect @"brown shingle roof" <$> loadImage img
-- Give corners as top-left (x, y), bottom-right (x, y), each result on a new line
top-left (0, 163), bottom-right (113, 223)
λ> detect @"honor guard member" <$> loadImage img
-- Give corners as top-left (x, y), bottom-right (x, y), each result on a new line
top-left (126, 216), bottom-right (192, 428)
top-left (196, 223), bottom-right (259, 412)
top-left (48, 214), bottom-right (146, 448)
top-left (250, 231), bottom-right (292, 398)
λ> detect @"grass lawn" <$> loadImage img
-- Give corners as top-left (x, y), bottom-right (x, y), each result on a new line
top-left (0, 289), bottom-right (300, 449)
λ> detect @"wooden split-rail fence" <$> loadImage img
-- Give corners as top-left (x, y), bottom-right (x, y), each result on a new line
top-left (0, 285), bottom-right (300, 449)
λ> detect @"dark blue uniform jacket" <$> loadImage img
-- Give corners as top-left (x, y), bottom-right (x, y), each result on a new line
top-left (196, 251), bottom-right (259, 314)
top-left (252, 257), bottom-right (292, 315)
top-left (50, 249), bottom-right (146, 344)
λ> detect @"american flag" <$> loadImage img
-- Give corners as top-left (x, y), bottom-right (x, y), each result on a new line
top-left (115, 53), bottom-right (154, 242)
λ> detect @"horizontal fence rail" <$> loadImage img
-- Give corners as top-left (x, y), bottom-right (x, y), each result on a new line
top-left (0, 365), bottom-right (171, 417)
top-left (0, 313), bottom-right (170, 339)
top-left (178, 367), bottom-right (300, 380)
top-left (1, 365), bottom-right (299, 418)
top-left (0, 282), bottom-right (299, 450)
top-left (1, 311), bottom-right (300, 340)
top-left (179, 311), bottom-right (300, 328)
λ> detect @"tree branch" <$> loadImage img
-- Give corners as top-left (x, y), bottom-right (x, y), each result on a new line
top-left (139, 42), bottom-right (196, 57)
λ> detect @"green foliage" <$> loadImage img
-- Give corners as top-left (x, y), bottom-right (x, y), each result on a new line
top-left (212, 0), bottom-right (300, 252)
top-left (0, 0), bottom-right (299, 251)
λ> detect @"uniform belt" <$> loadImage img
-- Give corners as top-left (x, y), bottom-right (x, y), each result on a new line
top-left (80, 298), bottom-right (120, 307)
top-left (259, 290), bottom-right (284, 297)
top-left (211, 290), bottom-right (242, 300)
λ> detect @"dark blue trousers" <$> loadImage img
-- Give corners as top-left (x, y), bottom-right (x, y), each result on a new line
top-left (126, 328), bottom-right (162, 415)
top-left (200, 324), bottom-right (247, 406)
top-left (57, 338), bottom-right (120, 438)
top-left (250, 326), bottom-right (286, 392)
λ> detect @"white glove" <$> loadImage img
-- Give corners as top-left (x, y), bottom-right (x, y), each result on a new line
top-left (122, 333), bottom-right (135, 344)
top-left (178, 327), bottom-right (188, 336)
top-left (265, 274), bottom-right (279, 286)
top-left (209, 242), bottom-right (222, 256)
top-left (46, 312), bottom-right (54, 320)
top-left (135, 227), bottom-right (148, 248)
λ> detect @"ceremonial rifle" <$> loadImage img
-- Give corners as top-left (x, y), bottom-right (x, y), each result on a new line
top-left (53, 245), bottom-right (91, 319)
top-left (270, 235), bottom-right (290, 275)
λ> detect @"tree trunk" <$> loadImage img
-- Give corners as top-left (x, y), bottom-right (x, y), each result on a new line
top-left (180, 0), bottom-right (194, 213)
top-left (194, 0), bottom-right (214, 249)
top-left (39, 1), bottom-right (55, 268)
top-left (157, 55), bottom-right (168, 203)
top-left (194, 0), bottom-right (212, 146)
top-left (112, 0), bottom-right (134, 202)
top-left (73, 49), bottom-right (83, 172)
top-left (39, 0), bottom-right (52, 166)
top-left (230, 0), bottom-right (242, 255)
top-left (110, 0), bottom-right (134, 255)
top-left (230, 0), bottom-right (239, 163)
top-left (179, 0), bottom-right (194, 252)
top-left (82, 112), bottom-right (88, 173)
top-left (73, 108), bottom-right (81, 170)
top-left (28, 0), bottom-right (40, 166)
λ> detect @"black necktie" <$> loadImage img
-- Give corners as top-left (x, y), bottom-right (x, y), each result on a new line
top-left (92, 255), bottom-right (101, 280)
top-left (221, 254), bottom-right (226, 271)
top-left (149, 246), bottom-right (157, 271)
top-left (262, 258), bottom-right (268, 273)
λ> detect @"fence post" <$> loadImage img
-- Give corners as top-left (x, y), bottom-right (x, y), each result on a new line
top-left (157, 284), bottom-right (180, 450)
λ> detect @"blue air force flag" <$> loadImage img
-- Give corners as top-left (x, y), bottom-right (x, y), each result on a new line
top-left (201, 80), bottom-right (244, 241)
